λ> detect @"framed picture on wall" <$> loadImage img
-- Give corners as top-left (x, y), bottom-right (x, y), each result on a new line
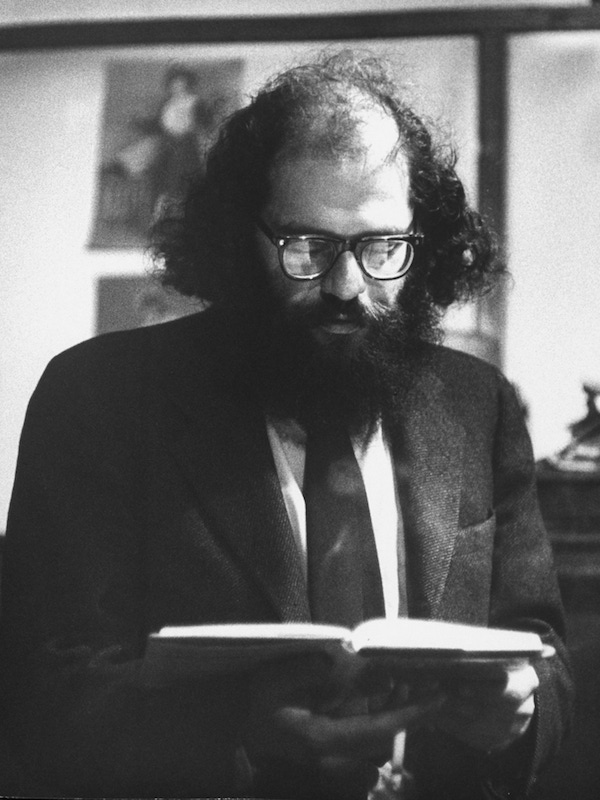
top-left (90, 58), bottom-right (244, 249)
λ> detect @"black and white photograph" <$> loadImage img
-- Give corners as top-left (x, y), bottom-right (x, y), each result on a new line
top-left (0, 2), bottom-right (599, 799)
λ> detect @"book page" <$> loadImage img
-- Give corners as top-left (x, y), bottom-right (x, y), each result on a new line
top-left (156, 622), bottom-right (348, 641)
top-left (141, 623), bottom-right (351, 686)
top-left (350, 618), bottom-right (551, 659)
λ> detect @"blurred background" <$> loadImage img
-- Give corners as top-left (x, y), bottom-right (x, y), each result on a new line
top-left (1, 1), bottom-right (599, 796)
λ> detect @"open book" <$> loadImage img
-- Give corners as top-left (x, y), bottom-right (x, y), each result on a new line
top-left (140, 618), bottom-right (554, 686)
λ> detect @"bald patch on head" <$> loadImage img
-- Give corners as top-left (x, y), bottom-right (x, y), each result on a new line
top-left (350, 104), bottom-right (405, 168)
top-left (274, 87), bottom-right (404, 171)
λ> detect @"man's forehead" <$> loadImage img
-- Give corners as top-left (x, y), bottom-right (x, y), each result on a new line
top-left (270, 127), bottom-right (409, 194)
top-left (264, 149), bottom-right (412, 236)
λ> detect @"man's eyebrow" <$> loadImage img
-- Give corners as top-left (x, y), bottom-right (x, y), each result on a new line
top-left (271, 222), bottom-right (415, 237)
top-left (271, 221), bottom-right (331, 236)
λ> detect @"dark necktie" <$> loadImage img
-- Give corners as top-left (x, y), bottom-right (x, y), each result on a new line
top-left (304, 424), bottom-right (385, 627)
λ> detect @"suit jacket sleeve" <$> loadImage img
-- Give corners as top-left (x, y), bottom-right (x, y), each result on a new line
top-left (488, 372), bottom-right (573, 796)
top-left (0, 341), bottom-right (251, 798)
top-left (405, 368), bottom-right (574, 799)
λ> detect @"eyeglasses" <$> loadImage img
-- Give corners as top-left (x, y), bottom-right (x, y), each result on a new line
top-left (257, 218), bottom-right (424, 282)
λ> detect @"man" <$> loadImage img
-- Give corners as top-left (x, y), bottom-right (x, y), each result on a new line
top-left (0, 52), bottom-right (572, 799)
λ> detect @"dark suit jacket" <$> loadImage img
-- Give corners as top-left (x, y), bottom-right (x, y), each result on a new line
top-left (0, 309), bottom-right (573, 799)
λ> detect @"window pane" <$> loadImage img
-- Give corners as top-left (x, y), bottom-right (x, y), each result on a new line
top-left (507, 32), bottom-right (600, 459)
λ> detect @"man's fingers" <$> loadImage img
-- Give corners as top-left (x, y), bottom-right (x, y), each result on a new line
top-left (435, 664), bottom-right (539, 752)
top-left (281, 691), bottom-right (446, 759)
top-left (506, 663), bottom-right (540, 699)
top-left (450, 663), bottom-right (539, 711)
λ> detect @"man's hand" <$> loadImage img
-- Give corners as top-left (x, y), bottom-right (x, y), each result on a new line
top-left (434, 661), bottom-right (539, 753)
top-left (243, 653), bottom-right (445, 768)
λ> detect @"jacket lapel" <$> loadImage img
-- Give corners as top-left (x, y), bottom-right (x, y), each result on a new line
top-left (155, 316), bottom-right (310, 623)
top-left (391, 363), bottom-right (466, 620)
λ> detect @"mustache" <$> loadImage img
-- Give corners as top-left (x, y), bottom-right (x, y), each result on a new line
top-left (300, 295), bottom-right (380, 328)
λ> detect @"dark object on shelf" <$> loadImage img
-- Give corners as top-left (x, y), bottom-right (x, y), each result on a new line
top-left (541, 383), bottom-right (600, 474)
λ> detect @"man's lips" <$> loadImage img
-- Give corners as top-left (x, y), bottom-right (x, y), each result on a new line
top-left (312, 310), bottom-right (364, 335)
top-left (303, 299), bottom-right (368, 335)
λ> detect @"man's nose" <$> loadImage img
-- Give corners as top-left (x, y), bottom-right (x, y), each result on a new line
top-left (320, 251), bottom-right (366, 301)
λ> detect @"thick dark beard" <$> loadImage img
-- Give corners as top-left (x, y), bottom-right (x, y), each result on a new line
top-left (246, 274), bottom-right (441, 436)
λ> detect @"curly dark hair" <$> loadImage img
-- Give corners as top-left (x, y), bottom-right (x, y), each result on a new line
top-left (151, 50), bottom-right (502, 310)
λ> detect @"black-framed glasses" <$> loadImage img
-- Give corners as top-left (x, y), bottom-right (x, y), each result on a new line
top-left (257, 218), bottom-right (423, 281)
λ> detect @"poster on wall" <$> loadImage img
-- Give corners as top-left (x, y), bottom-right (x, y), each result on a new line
top-left (89, 58), bottom-right (244, 249)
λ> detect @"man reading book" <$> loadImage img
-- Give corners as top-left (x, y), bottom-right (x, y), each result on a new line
top-left (0, 51), bottom-right (572, 799)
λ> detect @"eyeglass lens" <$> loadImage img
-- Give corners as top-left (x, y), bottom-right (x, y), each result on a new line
top-left (282, 238), bottom-right (414, 278)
